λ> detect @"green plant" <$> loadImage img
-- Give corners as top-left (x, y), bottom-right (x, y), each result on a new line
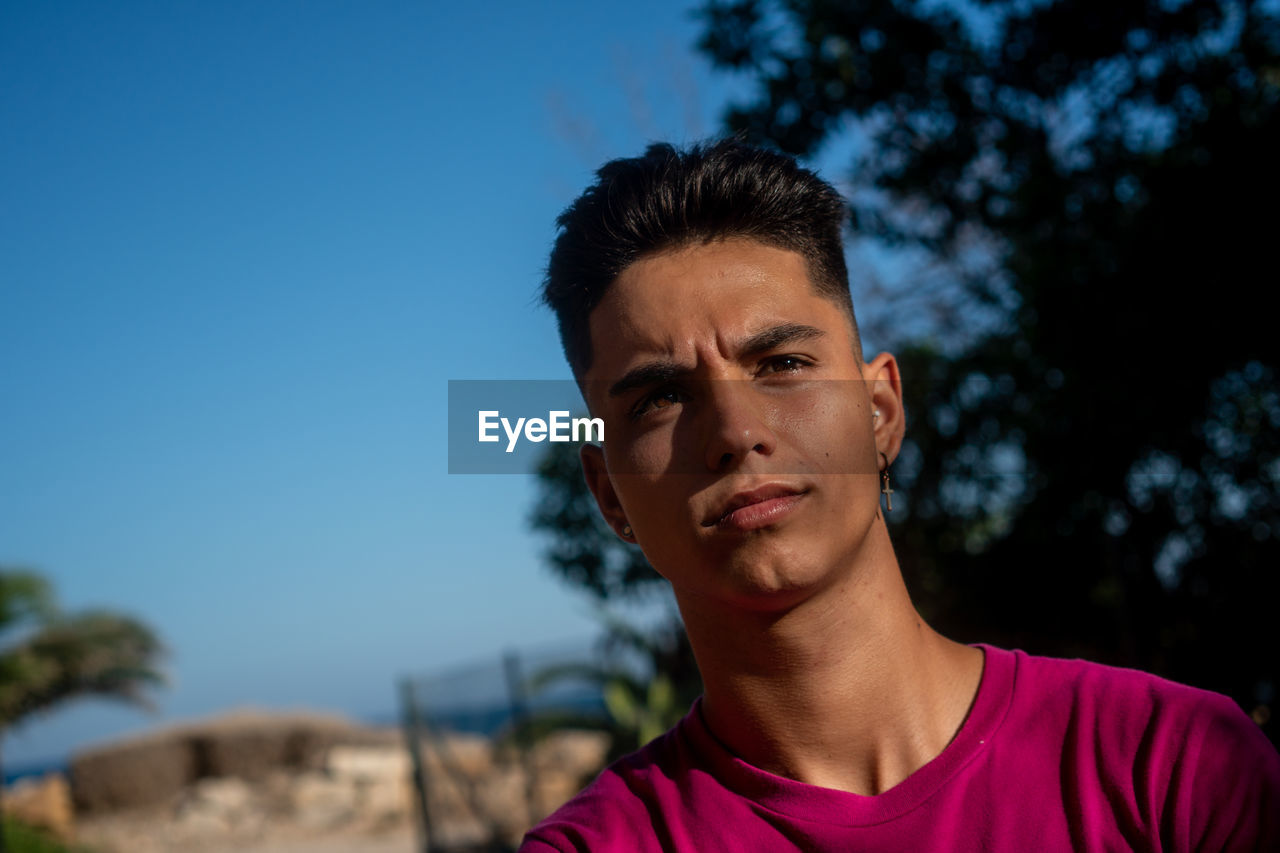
top-left (527, 609), bottom-right (700, 765)
top-left (0, 816), bottom-right (85, 853)
top-left (0, 568), bottom-right (165, 853)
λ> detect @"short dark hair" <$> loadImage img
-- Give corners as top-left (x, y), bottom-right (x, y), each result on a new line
top-left (543, 138), bottom-right (858, 379)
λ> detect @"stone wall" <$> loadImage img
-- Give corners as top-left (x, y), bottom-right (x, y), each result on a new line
top-left (57, 709), bottom-right (609, 853)
top-left (70, 710), bottom-right (371, 814)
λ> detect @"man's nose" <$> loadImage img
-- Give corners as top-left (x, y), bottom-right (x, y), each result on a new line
top-left (701, 380), bottom-right (778, 472)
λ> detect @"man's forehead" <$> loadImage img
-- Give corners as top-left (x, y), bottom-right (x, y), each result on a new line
top-left (585, 240), bottom-right (825, 358)
top-left (610, 239), bottom-right (809, 303)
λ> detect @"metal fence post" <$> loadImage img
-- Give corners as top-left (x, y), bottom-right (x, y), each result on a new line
top-left (503, 651), bottom-right (541, 825)
top-left (400, 676), bottom-right (434, 853)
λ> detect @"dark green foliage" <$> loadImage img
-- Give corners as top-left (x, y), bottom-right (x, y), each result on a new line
top-left (529, 442), bottom-right (703, 756)
top-left (698, 0), bottom-right (1279, 739)
top-left (0, 570), bottom-right (165, 728)
top-left (0, 568), bottom-right (166, 853)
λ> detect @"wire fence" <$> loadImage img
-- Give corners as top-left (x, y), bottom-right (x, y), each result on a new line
top-left (397, 639), bottom-right (610, 852)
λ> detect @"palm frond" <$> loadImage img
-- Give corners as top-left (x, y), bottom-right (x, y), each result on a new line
top-left (0, 569), bottom-right (56, 634)
top-left (0, 610), bottom-right (166, 727)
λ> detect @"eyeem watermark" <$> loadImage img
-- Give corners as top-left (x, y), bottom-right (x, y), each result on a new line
top-left (449, 377), bottom-right (1034, 478)
top-left (478, 410), bottom-right (603, 452)
top-left (449, 380), bottom-right (593, 474)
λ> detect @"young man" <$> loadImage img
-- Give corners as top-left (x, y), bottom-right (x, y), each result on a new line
top-left (520, 140), bottom-right (1279, 851)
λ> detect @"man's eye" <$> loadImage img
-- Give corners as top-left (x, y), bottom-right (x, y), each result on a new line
top-left (631, 387), bottom-right (684, 419)
top-left (760, 355), bottom-right (812, 374)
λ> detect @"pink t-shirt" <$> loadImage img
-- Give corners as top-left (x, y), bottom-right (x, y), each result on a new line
top-left (521, 645), bottom-right (1280, 851)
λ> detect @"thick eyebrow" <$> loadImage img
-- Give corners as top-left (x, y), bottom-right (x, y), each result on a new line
top-left (608, 360), bottom-right (690, 398)
top-left (737, 322), bottom-right (826, 357)
top-left (606, 323), bottom-right (825, 398)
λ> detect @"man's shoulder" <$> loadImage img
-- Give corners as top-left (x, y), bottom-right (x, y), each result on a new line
top-left (518, 767), bottom-right (649, 853)
top-left (1004, 645), bottom-right (1250, 729)
top-left (519, 726), bottom-right (687, 853)
top-left (996, 645), bottom-right (1280, 848)
top-left (998, 645), bottom-right (1264, 757)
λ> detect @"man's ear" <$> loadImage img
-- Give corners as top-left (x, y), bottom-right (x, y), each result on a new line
top-left (864, 352), bottom-right (906, 465)
top-left (580, 443), bottom-right (631, 540)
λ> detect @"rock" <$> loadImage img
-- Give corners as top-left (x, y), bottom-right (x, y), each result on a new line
top-left (64, 710), bottom-right (612, 851)
top-left (474, 764), bottom-right (534, 837)
top-left (289, 772), bottom-right (358, 829)
top-left (327, 745), bottom-right (410, 781)
top-left (69, 708), bottom-right (369, 814)
top-left (527, 730), bottom-right (610, 819)
top-left (71, 733), bottom-right (194, 813)
top-left (171, 805), bottom-right (232, 838)
top-left (176, 776), bottom-right (255, 823)
top-left (359, 775), bottom-right (410, 822)
top-left (327, 745), bottom-right (411, 821)
top-left (422, 731), bottom-right (493, 776)
top-left (193, 711), bottom-right (360, 780)
top-left (532, 730), bottom-right (609, 776)
top-left (4, 773), bottom-right (76, 841)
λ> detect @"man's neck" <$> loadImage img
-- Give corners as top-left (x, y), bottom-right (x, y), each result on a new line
top-left (679, 521), bottom-right (983, 796)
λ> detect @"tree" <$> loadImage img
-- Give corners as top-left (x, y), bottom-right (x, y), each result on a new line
top-left (0, 569), bottom-right (165, 852)
top-left (697, 0), bottom-right (1279, 740)
top-left (529, 440), bottom-right (703, 754)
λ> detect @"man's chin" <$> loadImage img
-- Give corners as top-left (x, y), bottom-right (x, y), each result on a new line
top-left (701, 556), bottom-right (836, 614)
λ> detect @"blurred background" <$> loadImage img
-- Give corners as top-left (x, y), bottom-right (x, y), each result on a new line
top-left (3, 0), bottom-right (1277, 847)
top-left (1, 0), bottom-right (744, 776)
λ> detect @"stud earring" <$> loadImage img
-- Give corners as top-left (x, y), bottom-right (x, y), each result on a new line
top-left (878, 451), bottom-right (894, 512)
top-left (873, 409), bottom-right (882, 420)
top-left (622, 524), bottom-right (633, 538)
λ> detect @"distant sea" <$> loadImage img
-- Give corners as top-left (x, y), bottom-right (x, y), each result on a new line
top-left (4, 760), bottom-right (67, 787)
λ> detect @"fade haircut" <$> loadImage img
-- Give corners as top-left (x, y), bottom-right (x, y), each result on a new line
top-left (543, 138), bottom-right (859, 379)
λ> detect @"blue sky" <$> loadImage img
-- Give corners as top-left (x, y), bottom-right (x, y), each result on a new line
top-left (0, 0), bottom-right (760, 767)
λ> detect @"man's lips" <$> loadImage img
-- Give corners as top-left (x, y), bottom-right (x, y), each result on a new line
top-left (703, 484), bottom-right (808, 530)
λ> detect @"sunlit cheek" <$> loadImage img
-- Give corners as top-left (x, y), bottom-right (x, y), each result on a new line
top-left (769, 385), bottom-right (876, 476)
top-left (769, 385), bottom-right (825, 431)
top-left (769, 385), bottom-right (843, 440)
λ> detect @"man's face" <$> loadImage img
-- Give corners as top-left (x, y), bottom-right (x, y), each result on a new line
top-left (579, 237), bottom-right (903, 613)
